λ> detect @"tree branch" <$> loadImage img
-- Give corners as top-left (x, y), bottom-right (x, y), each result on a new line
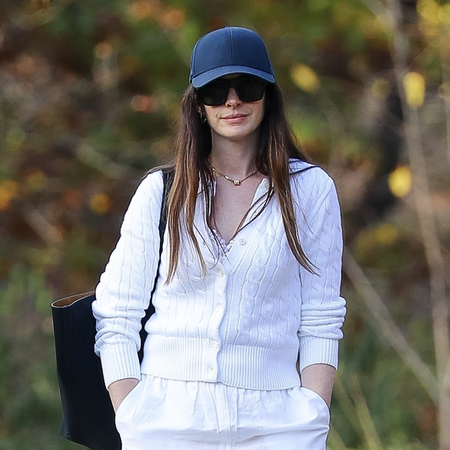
top-left (344, 250), bottom-right (438, 402)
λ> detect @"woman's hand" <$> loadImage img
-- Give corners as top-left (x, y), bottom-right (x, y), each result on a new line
top-left (300, 364), bottom-right (336, 408)
top-left (108, 378), bottom-right (140, 413)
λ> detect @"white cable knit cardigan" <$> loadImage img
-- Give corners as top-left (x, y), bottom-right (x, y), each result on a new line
top-left (93, 160), bottom-right (346, 390)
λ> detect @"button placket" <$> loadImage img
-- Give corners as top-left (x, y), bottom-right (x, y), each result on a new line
top-left (205, 264), bottom-right (227, 380)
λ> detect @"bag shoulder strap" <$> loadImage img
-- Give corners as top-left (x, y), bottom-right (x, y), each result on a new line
top-left (138, 168), bottom-right (174, 360)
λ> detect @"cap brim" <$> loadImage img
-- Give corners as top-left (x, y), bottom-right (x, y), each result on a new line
top-left (192, 66), bottom-right (275, 88)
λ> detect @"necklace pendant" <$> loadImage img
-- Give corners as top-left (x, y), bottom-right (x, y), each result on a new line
top-left (209, 163), bottom-right (257, 186)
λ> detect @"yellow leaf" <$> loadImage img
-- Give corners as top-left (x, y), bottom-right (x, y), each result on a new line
top-left (438, 4), bottom-right (450, 25)
top-left (417, 0), bottom-right (441, 38)
top-left (290, 64), bottom-right (320, 93)
top-left (403, 72), bottom-right (425, 109)
top-left (159, 7), bottom-right (186, 30)
top-left (376, 224), bottom-right (398, 246)
top-left (0, 180), bottom-right (19, 210)
top-left (127, 1), bottom-right (155, 21)
top-left (388, 165), bottom-right (412, 198)
top-left (417, 0), bottom-right (440, 24)
top-left (89, 193), bottom-right (111, 215)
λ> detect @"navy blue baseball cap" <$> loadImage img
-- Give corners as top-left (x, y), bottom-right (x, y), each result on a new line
top-left (189, 27), bottom-right (275, 88)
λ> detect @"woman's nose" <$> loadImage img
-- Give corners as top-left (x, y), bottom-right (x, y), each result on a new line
top-left (225, 87), bottom-right (242, 106)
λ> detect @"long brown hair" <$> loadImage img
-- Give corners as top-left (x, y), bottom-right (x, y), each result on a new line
top-left (164, 82), bottom-right (313, 281)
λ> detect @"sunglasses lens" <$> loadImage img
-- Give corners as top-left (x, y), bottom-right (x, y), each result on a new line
top-left (235, 78), bottom-right (267, 102)
top-left (197, 77), bottom-right (267, 106)
top-left (197, 83), bottom-right (229, 106)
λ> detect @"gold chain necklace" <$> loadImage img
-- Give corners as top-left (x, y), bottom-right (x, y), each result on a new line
top-left (210, 164), bottom-right (257, 186)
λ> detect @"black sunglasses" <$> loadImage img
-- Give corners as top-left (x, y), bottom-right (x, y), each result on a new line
top-left (196, 76), bottom-right (268, 106)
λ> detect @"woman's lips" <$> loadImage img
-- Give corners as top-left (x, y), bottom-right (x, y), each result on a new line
top-left (221, 113), bottom-right (248, 124)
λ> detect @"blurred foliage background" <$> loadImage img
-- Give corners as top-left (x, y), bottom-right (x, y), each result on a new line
top-left (1, 0), bottom-right (449, 449)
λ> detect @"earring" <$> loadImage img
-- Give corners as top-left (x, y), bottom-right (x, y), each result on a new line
top-left (199, 110), bottom-right (207, 123)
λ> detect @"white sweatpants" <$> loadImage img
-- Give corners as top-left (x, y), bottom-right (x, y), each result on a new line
top-left (115, 375), bottom-right (330, 450)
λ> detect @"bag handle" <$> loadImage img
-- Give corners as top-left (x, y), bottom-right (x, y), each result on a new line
top-left (52, 292), bottom-right (94, 308)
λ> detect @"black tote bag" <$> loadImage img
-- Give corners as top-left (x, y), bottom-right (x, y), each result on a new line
top-left (52, 170), bottom-right (172, 450)
top-left (52, 291), bottom-right (122, 450)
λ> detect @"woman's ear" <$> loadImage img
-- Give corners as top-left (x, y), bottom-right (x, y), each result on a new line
top-left (198, 107), bottom-right (207, 123)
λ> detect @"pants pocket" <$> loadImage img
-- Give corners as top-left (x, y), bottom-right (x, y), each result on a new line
top-left (115, 378), bottom-right (143, 428)
top-left (299, 386), bottom-right (331, 425)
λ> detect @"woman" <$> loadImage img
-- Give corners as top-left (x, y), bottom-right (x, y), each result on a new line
top-left (93, 26), bottom-right (346, 450)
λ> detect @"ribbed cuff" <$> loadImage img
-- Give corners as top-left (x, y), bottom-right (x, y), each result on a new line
top-left (299, 336), bottom-right (339, 372)
top-left (99, 342), bottom-right (141, 388)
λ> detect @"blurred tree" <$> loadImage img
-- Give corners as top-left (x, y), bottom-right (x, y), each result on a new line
top-left (0, 0), bottom-right (449, 448)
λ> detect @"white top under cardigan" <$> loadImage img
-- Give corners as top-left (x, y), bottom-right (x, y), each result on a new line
top-left (93, 160), bottom-right (346, 390)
